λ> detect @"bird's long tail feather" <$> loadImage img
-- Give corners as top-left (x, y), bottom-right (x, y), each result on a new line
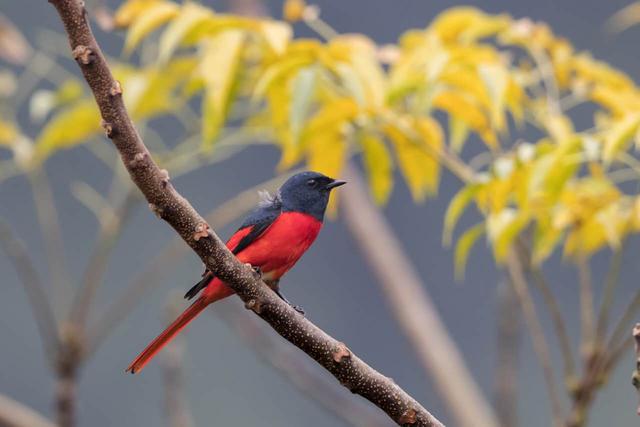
top-left (126, 297), bottom-right (208, 374)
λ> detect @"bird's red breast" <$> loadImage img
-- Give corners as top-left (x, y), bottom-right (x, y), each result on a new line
top-left (202, 211), bottom-right (322, 302)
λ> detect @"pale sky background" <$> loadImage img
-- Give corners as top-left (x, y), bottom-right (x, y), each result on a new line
top-left (2, 0), bottom-right (640, 426)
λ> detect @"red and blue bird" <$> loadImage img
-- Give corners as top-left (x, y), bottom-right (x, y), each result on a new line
top-left (126, 171), bottom-right (346, 374)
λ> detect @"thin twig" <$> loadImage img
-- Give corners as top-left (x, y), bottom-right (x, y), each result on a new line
top-left (494, 281), bottom-right (521, 427)
top-left (341, 164), bottom-right (498, 427)
top-left (607, 289), bottom-right (640, 356)
top-left (69, 188), bottom-right (138, 324)
top-left (28, 168), bottom-right (72, 316)
top-left (596, 248), bottom-right (624, 345)
top-left (0, 393), bottom-right (56, 427)
top-left (531, 267), bottom-right (576, 382)
top-left (215, 304), bottom-right (390, 427)
top-left (505, 252), bottom-right (563, 426)
top-left (577, 255), bottom-right (595, 360)
top-left (0, 220), bottom-right (59, 363)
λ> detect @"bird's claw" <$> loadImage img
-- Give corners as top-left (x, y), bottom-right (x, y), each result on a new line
top-left (249, 265), bottom-right (263, 279)
top-left (291, 305), bottom-right (305, 316)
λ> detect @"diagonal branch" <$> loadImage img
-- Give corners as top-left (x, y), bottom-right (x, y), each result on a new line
top-left (47, 1), bottom-right (444, 425)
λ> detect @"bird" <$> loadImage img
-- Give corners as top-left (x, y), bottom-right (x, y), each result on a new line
top-left (126, 171), bottom-right (346, 374)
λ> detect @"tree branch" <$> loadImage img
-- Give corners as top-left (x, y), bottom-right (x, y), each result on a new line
top-left (0, 393), bottom-right (56, 427)
top-left (632, 324), bottom-right (640, 416)
top-left (340, 164), bottom-right (498, 427)
top-left (505, 252), bottom-right (563, 426)
top-left (47, 1), bottom-right (443, 425)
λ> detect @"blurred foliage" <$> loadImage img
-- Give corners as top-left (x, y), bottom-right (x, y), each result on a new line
top-left (4, 2), bottom-right (640, 277)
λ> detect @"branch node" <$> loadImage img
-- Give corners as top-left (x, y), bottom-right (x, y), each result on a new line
top-left (244, 298), bottom-right (263, 314)
top-left (398, 408), bottom-right (417, 425)
top-left (149, 203), bottom-right (163, 218)
top-left (193, 223), bottom-right (211, 241)
top-left (100, 119), bottom-right (113, 138)
top-left (159, 169), bottom-right (170, 188)
top-left (109, 80), bottom-right (122, 96)
top-left (332, 342), bottom-right (351, 363)
top-left (72, 44), bottom-right (94, 65)
top-left (129, 152), bottom-right (148, 168)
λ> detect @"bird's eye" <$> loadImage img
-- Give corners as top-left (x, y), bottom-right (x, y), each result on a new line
top-left (306, 179), bottom-right (316, 187)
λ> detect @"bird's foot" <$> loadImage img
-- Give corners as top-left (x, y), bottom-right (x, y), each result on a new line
top-left (248, 264), bottom-right (263, 279)
top-left (274, 286), bottom-right (305, 316)
top-left (291, 304), bottom-right (305, 316)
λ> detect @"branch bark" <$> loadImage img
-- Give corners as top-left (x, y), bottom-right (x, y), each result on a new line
top-left (632, 324), bottom-right (640, 416)
top-left (340, 164), bottom-right (499, 427)
top-left (47, 1), bottom-right (444, 425)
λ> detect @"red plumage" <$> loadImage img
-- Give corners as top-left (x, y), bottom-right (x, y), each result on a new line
top-left (126, 212), bottom-right (322, 374)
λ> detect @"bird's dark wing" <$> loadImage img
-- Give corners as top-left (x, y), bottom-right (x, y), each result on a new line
top-left (184, 203), bottom-right (281, 300)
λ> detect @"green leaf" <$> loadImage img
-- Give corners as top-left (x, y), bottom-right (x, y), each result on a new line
top-left (443, 184), bottom-right (480, 246)
top-left (454, 223), bottom-right (485, 280)
top-left (124, 1), bottom-right (179, 55)
top-left (158, 2), bottom-right (213, 62)
top-left (289, 67), bottom-right (317, 143)
top-left (35, 99), bottom-right (100, 159)
top-left (360, 133), bottom-right (393, 204)
top-left (201, 30), bottom-right (245, 147)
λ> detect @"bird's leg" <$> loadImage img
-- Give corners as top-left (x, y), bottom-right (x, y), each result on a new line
top-left (271, 281), bottom-right (305, 316)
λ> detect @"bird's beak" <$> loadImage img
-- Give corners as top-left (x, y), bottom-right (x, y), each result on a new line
top-left (325, 179), bottom-right (347, 190)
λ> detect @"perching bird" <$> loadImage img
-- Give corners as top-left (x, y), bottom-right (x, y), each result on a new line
top-left (126, 171), bottom-right (346, 374)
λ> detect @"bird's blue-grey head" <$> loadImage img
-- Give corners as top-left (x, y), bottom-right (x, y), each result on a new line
top-left (277, 171), bottom-right (346, 221)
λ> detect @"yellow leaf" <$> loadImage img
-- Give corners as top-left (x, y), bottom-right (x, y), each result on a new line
top-left (360, 133), bottom-right (393, 204)
top-left (289, 67), bottom-right (317, 143)
top-left (429, 7), bottom-right (510, 43)
top-left (443, 184), bottom-right (480, 246)
top-left (384, 119), bottom-right (439, 201)
top-left (449, 115), bottom-right (469, 153)
top-left (114, 0), bottom-right (162, 28)
top-left (454, 223), bottom-right (485, 280)
top-left (124, 1), bottom-right (179, 54)
top-left (158, 2), bottom-right (214, 62)
top-left (35, 99), bottom-right (100, 159)
top-left (253, 56), bottom-right (314, 101)
top-left (531, 219), bottom-right (563, 265)
top-left (200, 30), bottom-right (245, 147)
top-left (544, 114), bottom-right (574, 143)
top-left (487, 208), bottom-right (528, 261)
top-left (301, 98), bottom-right (359, 139)
top-left (603, 113), bottom-right (640, 164)
top-left (259, 21), bottom-right (292, 55)
top-left (433, 89), bottom-right (496, 148)
top-left (0, 120), bottom-right (17, 146)
top-left (478, 63), bottom-right (508, 132)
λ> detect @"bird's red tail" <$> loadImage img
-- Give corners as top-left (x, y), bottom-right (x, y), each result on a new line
top-left (126, 297), bottom-right (209, 374)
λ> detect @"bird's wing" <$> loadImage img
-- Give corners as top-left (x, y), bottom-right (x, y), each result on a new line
top-left (184, 205), bottom-right (280, 300)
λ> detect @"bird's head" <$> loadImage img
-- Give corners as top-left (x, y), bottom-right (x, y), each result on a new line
top-left (278, 171), bottom-right (346, 220)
